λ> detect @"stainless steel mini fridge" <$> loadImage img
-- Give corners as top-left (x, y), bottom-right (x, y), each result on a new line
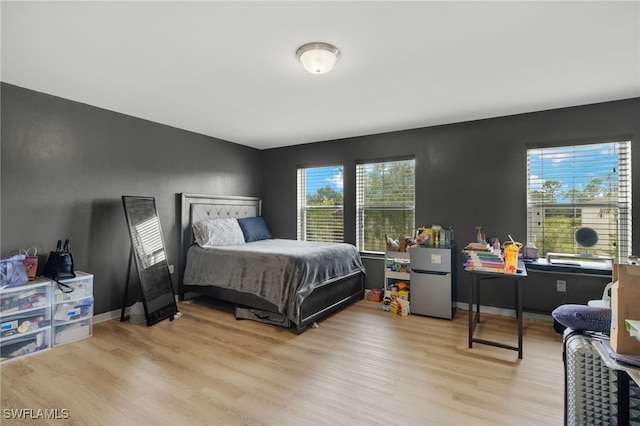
top-left (410, 245), bottom-right (457, 319)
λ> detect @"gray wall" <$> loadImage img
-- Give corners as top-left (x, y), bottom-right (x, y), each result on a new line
top-left (261, 98), bottom-right (640, 315)
top-left (1, 83), bottom-right (262, 315)
top-left (2, 82), bottom-right (638, 317)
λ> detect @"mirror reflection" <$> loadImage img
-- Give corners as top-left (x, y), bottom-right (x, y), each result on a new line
top-left (132, 214), bottom-right (166, 269)
top-left (122, 196), bottom-right (178, 326)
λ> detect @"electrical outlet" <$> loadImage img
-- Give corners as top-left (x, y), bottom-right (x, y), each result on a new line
top-left (557, 280), bottom-right (566, 292)
top-left (168, 264), bottom-right (174, 274)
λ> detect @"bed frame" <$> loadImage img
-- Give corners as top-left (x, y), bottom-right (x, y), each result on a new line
top-left (178, 193), bottom-right (365, 333)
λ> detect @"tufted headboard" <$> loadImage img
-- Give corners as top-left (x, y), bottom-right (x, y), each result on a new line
top-left (178, 193), bottom-right (261, 291)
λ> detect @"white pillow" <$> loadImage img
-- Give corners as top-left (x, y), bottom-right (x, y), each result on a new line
top-left (193, 218), bottom-right (246, 248)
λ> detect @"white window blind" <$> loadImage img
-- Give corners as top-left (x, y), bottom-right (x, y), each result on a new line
top-left (527, 141), bottom-right (631, 263)
top-left (297, 166), bottom-right (344, 242)
top-left (356, 159), bottom-right (415, 253)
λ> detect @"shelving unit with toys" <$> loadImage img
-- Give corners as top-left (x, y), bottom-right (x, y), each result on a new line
top-left (383, 250), bottom-right (411, 315)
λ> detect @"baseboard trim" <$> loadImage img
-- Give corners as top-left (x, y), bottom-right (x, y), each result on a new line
top-left (95, 299), bottom-right (553, 325)
top-left (93, 293), bottom-right (197, 324)
top-left (455, 302), bottom-right (553, 323)
top-left (93, 310), bottom-right (121, 324)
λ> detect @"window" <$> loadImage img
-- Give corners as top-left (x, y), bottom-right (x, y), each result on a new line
top-left (297, 165), bottom-right (344, 242)
top-left (527, 141), bottom-right (631, 263)
top-left (356, 159), bottom-right (415, 253)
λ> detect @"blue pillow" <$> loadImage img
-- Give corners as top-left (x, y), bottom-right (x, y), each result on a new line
top-left (237, 216), bottom-right (273, 242)
top-left (551, 304), bottom-right (611, 332)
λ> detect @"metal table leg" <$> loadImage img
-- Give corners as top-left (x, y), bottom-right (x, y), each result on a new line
top-left (468, 273), bottom-right (524, 359)
top-left (517, 278), bottom-right (523, 359)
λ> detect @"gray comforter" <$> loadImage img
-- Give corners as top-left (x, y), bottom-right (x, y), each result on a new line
top-left (183, 239), bottom-right (365, 323)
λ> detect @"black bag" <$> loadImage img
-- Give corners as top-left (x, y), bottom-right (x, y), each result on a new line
top-left (44, 239), bottom-right (75, 292)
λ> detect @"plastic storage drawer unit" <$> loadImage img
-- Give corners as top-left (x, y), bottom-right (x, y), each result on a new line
top-left (0, 278), bottom-right (52, 362)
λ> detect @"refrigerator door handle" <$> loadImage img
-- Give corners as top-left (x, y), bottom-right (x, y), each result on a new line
top-left (411, 269), bottom-right (449, 276)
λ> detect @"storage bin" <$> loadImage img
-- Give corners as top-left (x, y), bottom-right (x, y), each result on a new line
top-left (53, 296), bottom-right (93, 324)
top-left (1, 278), bottom-right (52, 363)
top-left (54, 318), bottom-right (92, 345)
top-left (53, 272), bottom-right (93, 302)
top-left (0, 328), bottom-right (50, 361)
top-left (1, 307), bottom-right (50, 338)
top-left (50, 272), bottom-right (94, 348)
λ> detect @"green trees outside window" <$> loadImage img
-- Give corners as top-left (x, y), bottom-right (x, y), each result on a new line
top-left (527, 141), bottom-right (631, 262)
top-left (297, 166), bottom-right (344, 242)
top-left (357, 159), bottom-right (415, 253)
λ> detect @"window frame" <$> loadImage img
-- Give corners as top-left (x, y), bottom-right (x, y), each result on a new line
top-left (356, 157), bottom-right (416, 254)
top-left (526, 140), bottom-right (631, 264)
top-left (296, 165), bottom-right (344, 243)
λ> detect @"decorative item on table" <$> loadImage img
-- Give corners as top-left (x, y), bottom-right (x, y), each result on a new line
top-left (431, 225), bottom-right (442, 246)
top-left (523, 243), bottom-right (539, 260)
top-left (385, 233), bottom-right (416, 252)
top-left (415, 226), bottom-right (454, 246)
top-left (489, 237), bottom-right (501, 253)
top-left (444, 227), bottom-right (454, 246)
top-left (476, 226), bottom-right (485, 243)
top-left (415, 227), bottom-right (433, 245)
top-left (20, 247), bottom-right (38, 280)
top-left (385, 234), bottom-right (400, 251)
top-left (0, 254), bottom-right (29, 288)
top-left (399, 234), bottom-right (416, 252)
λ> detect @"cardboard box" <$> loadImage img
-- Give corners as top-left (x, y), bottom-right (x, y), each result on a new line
top-left (389, 300), bottom-right (399, 315)
top-left (610, 264), bottom-right (640, 355)
top-left (366, 289), bottom-right (382, 302)
top-left (395, 298), bottom-right (410, 316)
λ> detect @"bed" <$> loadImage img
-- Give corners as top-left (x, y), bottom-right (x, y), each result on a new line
top-left (178, 193), bottom-right (365, 333)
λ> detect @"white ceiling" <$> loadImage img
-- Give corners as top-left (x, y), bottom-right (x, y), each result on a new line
top-left (2, 1), bottom-right (639, 150)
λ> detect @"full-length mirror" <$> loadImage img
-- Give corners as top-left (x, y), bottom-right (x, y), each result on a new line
top-left (122, 196), bottom-right (178, 326)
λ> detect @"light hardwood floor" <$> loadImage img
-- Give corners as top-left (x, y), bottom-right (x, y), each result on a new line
top-left (1, 298), bottom-right (565, 425)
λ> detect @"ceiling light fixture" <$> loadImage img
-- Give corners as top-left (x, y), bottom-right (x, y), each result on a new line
top-left (296, 42), bottom-right (341, 75)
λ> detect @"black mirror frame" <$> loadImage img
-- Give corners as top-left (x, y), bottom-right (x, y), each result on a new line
top-left (122, 196), bottom-right (178, 326)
